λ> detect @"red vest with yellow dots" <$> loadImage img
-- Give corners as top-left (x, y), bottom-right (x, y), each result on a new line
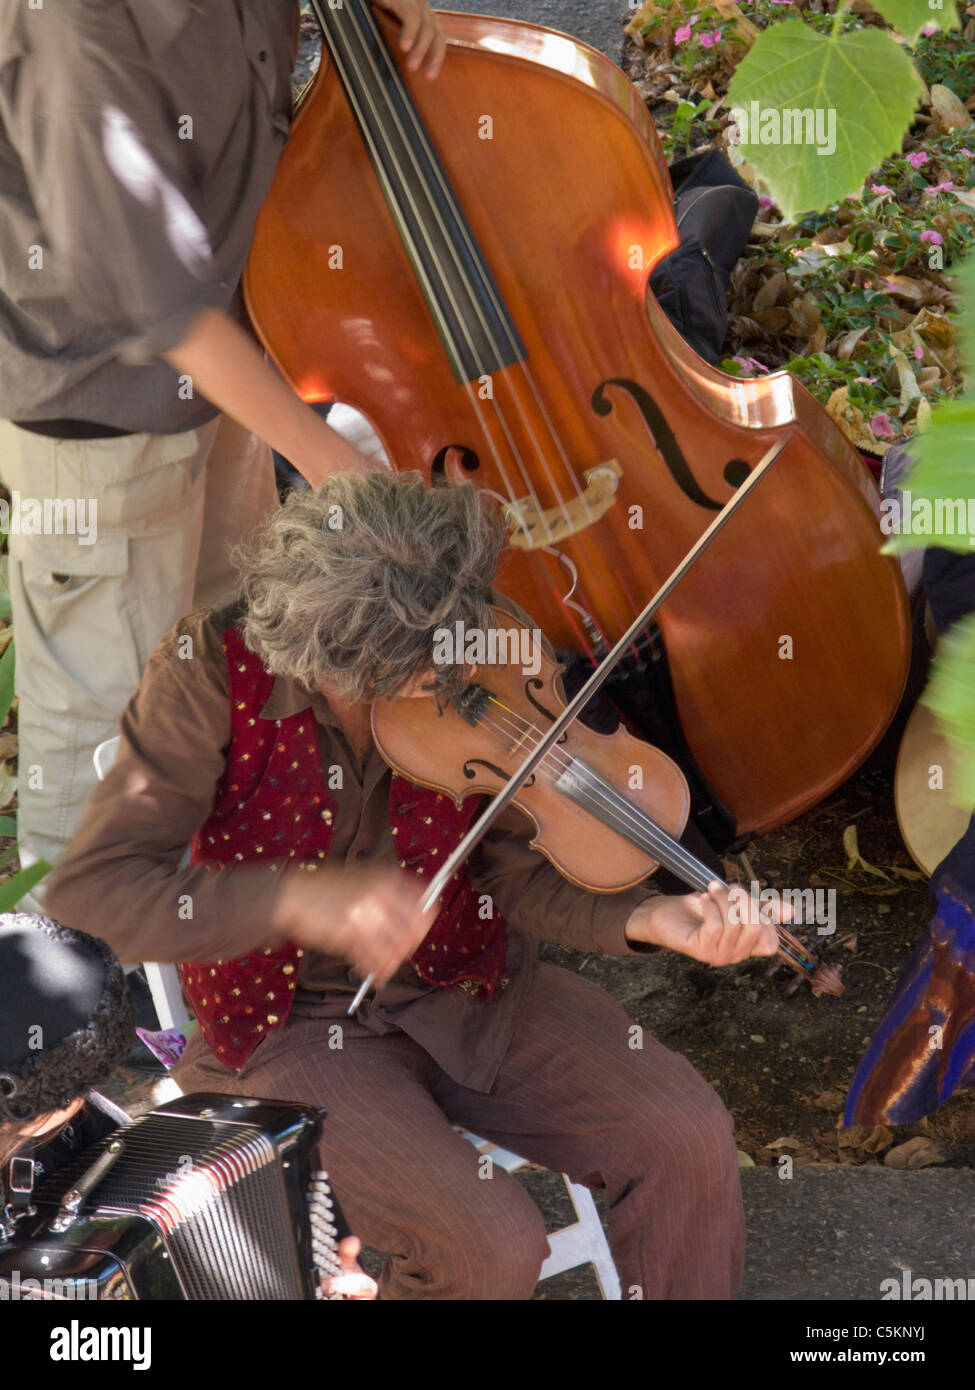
top-left (180, 622), bottom-right (507, 1071)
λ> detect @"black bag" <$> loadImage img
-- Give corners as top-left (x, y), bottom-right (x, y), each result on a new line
top-left (648, 148), bottom-right (758, 365)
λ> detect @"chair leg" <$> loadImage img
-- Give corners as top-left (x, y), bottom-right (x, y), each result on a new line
top-left (538, 1177), bottom-right (622, 1300)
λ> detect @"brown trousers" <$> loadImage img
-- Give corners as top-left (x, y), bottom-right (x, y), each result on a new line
top-left (174, 962), bottom-right (744, 1300)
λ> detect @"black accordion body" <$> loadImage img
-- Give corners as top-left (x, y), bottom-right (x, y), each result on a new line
top-left (0, 1094), bottom-right (346, 1300)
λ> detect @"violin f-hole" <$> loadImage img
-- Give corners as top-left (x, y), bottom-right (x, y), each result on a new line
top-left (463, 757), bottom-right (534, 788)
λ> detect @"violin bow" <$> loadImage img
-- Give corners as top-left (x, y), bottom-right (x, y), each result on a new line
top-left (350, 435), bottom-right (841, 1011)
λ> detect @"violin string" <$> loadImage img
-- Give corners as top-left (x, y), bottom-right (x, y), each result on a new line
top-left (471, 696), bottom-right (809, 963)
top-left (338, 2), bottom-right (594, 538)
top-left (475, 699), bottom-right (713, 887)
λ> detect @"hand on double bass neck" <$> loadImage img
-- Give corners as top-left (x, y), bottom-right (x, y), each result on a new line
top-left (624, 881), bottom-right (784, 967)
top-left (371, 0), bottom-right (447, 76)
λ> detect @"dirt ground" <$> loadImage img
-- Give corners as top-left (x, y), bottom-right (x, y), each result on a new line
top-left (538, 755), bottom-right (975, 1174)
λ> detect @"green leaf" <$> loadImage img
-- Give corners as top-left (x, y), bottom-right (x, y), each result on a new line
top-left (953, 252), bottom-right (975, 388)
top-left (880, 397), bottom-right (975, 554)
top-left (868, 0), bottom-right (960, 44)
top-left (0, 816), bottom-right (16, 838)
top-left (725, 23), bottom-right (924, 219)
top-left (0, 641), bottom-right (13, 728)
top-left (0, 860), bottom-right (50, 914)
top-left (922, 613), bottom-right (975, 807)
top-left (883, 255), bottom-right (975, 556)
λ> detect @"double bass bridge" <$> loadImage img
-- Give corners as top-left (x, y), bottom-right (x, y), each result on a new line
top-left (506, 459), bottom-right (622, 550)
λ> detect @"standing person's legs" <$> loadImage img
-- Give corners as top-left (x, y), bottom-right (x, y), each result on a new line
top-left (0, 416), bottom-right (277, 895)
top-left (173, 1015), bottom-right (550, 1301)
top-left (432, 963), bottom-right (745, 1300)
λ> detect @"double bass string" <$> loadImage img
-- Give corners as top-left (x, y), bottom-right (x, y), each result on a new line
top-left (327, 0), bottom-right (663, 665)
top-left (327, 1), bottom-right (602, 544)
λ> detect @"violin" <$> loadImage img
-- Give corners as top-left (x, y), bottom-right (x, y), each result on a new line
top-left (245, 2), bottom-right (909, 847)
top-left (371, 602), bottom-right (844, 999)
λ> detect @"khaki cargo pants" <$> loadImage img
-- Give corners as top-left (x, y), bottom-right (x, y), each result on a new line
top-left (0, 415), bottom-right (279, 896)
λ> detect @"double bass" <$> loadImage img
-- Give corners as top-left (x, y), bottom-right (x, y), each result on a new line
top-left (244, 2), bottom-right (910, 846)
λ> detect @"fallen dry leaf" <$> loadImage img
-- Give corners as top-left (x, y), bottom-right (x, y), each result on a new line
top-left (841, 934), bottom-right (859, 954)
top-left (805, 323), bottom-right (827, 355)
top-left (838, 1124), bottom-right (894, 1153)
top-left (624, 1), bottom-right (660, 36)
top-left (843, 824), bottom-right (892, 880)
top-left (889, 348), bottom-right (923, 414)
top-left (884, 1137), bottom-right (944, 1169)
top-left (764, 1135), bottom-right (801, 1151)
top-left (750, 306), bottom-right (791, 333)
top-left (812, 1089), bottom-right (847, 1111)
top-left (710, 0), bottom-right (760, 44)
top-left (881, 275), bottom-right (929, 305)
top-left (753, 271), bottom-right (787, 312)
top-left (835, 326), bottom-right (870, 360)
top-left (930, 83), bottom-right (972, 131)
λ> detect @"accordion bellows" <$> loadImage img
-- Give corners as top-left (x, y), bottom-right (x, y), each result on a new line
top-left (0, 1094), bottom-right (344, 1300)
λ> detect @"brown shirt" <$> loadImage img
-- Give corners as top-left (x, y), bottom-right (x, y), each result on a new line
top-left (45, 606), bottom-right (658, 1090)
top-left (0, 0), bottom-right (299, 432)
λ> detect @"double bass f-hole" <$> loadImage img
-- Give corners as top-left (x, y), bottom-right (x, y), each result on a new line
top-left (591, 379), bottom-right (752, 508)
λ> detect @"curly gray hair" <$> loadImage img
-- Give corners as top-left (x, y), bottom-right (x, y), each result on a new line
top-left (231, 472), bottom-right (505, 702)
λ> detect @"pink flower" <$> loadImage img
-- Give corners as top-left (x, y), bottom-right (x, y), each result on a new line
top-left (732, 356), bottom-right (769, 375)
top-left (919, 230), bottom-right (943, 245)
top-left (758, 195), bottom-right (774, 211)
top-left (869, 183), bottom-right (894, 197)
top-left (853, 377), bottom-right (878, 385)
top-left (870, 412), bottom-right (896, 440)
top-left (921, 22), bottom-right (940, 34)
top-left (700, 28), bottom-right (723, 47)
top-left (906, 152), bottom-right (929, 169)
top-left (923, 181), bottom-right (954, 195)
top-left (914, 347), bottom-right (924, 360)
top-left (675, 24), bottom-right (693, 42)
top-left (960, 148), bottom-right (975, 158)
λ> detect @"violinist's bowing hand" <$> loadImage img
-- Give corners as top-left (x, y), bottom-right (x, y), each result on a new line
top-left (373, 0), bottom-right (447, 78)
top-left (625, 881), bottom-right (784, 967)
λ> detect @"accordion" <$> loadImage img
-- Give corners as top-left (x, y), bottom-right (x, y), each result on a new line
top-left (0, 1093), bottom-right (346, 1300)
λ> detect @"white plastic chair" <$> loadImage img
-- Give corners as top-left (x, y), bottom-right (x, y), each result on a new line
top-left (457, 1129), bottom-right (622, 1298)
top-left (93, 735), bottom-right (621, 1297)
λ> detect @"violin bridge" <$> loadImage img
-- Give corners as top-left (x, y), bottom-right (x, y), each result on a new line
top-left (506, 460), bottom-right (622, 551)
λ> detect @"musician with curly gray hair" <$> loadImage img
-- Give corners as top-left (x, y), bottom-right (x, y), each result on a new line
top-left (46, 471), bottom-right (782, 1301)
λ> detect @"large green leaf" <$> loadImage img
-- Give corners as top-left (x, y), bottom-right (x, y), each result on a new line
top-left (881, 397), bottom-right (975, 555)
top-left (868, 0), bottom-right (961, 43)
top-left (883, 256), bottom-right (975, 556)
top-left (923, 614), bottom-right (975, 808)
top-left (725, 22), bottom-right (924, 219)
top-left (0, 860), bottom-right (50, 914)
top-left (0, 816), bottom-right (16, 838)
top-left (0, 641), bottom-right (13, 728)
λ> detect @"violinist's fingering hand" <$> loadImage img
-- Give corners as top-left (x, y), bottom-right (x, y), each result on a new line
top-left (625, 881), bottom-right (782, 967)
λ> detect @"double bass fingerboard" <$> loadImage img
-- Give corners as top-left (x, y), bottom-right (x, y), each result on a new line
top-left (308, 0), bottom-right (526, 384)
